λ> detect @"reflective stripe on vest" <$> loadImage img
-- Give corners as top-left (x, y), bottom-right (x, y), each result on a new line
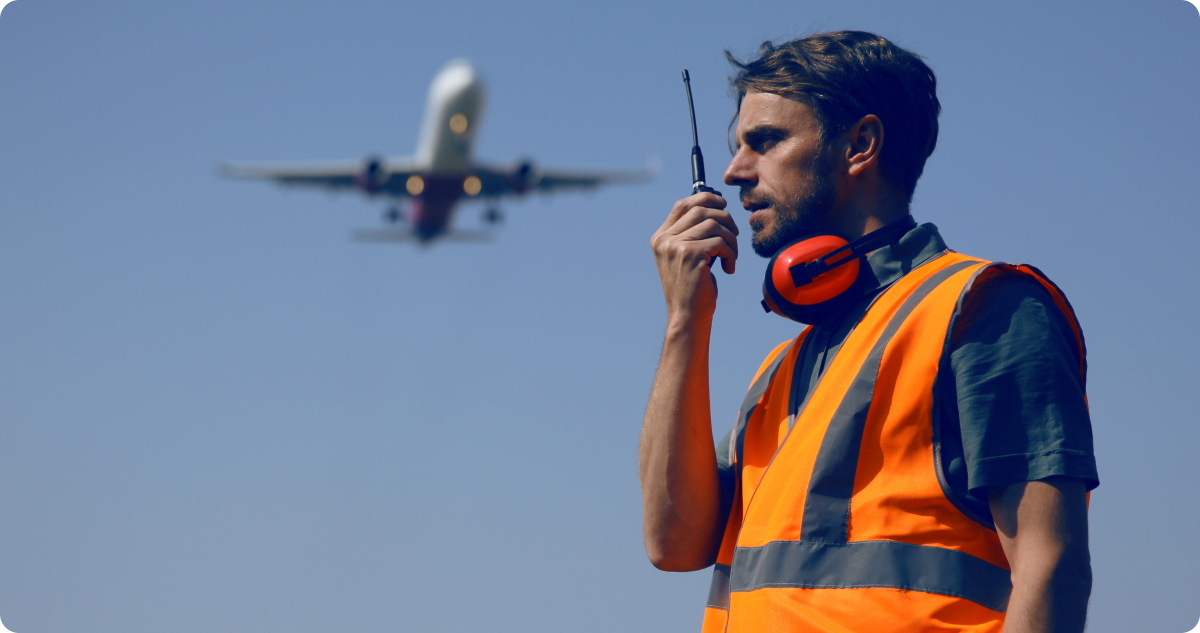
top-left (700, 252), bottom-right (1087, 633)
top-left (702, 338), bottom-right (799, 633)
top-left (730, 538), bottom-right (1011, 612)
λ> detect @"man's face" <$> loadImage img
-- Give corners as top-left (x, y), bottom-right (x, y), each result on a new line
top-left (723, 91), bottom-right (838, 258)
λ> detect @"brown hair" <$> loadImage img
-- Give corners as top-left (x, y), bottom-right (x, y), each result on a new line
top-left (727, 31), bottom-right (940, 201)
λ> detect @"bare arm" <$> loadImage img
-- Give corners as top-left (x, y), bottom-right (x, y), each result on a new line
top-left (639, 191), bottom-right (737, 572)
top-left (988, 477), bottom-right (1092, 633)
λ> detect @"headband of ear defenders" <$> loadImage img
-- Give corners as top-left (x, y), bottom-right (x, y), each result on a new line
top-left (786, 215), bottom-right (917, 287)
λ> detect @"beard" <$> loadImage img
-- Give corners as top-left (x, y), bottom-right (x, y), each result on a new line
top-left (744, 150), bottom-right (838, 258)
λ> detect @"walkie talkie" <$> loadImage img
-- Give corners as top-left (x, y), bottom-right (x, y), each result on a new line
top-left (682, 70), bottom-right (722, 198)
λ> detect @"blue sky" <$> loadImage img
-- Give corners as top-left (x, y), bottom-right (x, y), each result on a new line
top-left (1, 0), bottom-right (1198, 631)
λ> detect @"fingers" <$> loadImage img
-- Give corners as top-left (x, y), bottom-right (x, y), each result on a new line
top-left (651, 194), bottom-right (737, 321)
top-left (678, 218), bottom-right (738, 273)
top-left (662, 203), bottom-right (739, 242)
top-left (652, 194), bottom-right (740, 281)
top-left (694, 236), bottom-right (736, 273)
top-left (661, 192), bottom-right (728, 231)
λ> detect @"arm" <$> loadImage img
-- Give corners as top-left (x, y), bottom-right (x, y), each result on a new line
top-left (988, 477), bottom-right (1092, 633)
top-left (639, 191), bottom-right (737, 572)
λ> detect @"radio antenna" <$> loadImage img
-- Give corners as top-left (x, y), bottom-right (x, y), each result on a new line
top-left (683, 70), bottom-right (700, 148)
top-left (682, 70), bottom-right (719, 196)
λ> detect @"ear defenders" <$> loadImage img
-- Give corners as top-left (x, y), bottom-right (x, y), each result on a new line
top-left (762, 216), bottom-right (917, 323)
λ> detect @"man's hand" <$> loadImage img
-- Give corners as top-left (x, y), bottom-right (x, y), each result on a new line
top-left (989, 477), bottom-right (1092, 633)
top-left (650, 192), bottom-right (737, 327)
top-left (639, 192), bottom-right (737, 572)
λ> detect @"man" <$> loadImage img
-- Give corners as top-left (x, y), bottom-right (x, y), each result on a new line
top-left (640, 32), bottom-right (1097, 633)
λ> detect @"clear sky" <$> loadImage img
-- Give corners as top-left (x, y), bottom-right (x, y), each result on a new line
top-left (1, 0), bottom-right (1198, 631)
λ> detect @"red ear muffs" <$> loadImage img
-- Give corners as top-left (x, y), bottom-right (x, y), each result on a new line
top-left (761, 216), bottom-right (918, 323)
top-left (769, 235), bottom-right (860, 306)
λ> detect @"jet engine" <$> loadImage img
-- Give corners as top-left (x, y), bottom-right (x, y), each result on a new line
top-left (356, 156), bottom-right (388, 193)
top-left (511, 159), bottom-right (541, 194)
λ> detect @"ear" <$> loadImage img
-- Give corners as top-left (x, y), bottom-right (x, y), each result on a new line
top-left (844, 114), bottom-right (883, 177)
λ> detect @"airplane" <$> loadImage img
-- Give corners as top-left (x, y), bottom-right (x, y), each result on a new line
top-left (220, 59), bottom-right (652, 244)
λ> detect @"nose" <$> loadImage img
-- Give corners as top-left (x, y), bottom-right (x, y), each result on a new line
top-left (724, 146), bottom-right (756, 189)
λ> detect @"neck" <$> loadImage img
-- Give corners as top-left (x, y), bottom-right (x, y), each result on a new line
top-left (830, 176), bottom-right (910, 240)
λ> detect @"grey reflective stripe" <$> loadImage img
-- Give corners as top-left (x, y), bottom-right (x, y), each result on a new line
top-left (730, 539), bottom-right (1011, 613)
top-left (800, 261), bottom-right (978, 543)
top-left (712, 341), bottom-right (795, 615)
top-left (729, 341), bottom-right (795, 470)
top-left (932, 262), bottom-right (1006, 530)
top-left (706, 563), bottom-right (731, 609)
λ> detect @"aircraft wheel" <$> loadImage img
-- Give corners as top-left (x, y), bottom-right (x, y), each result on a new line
top-left (385, 206), bottom-right (401, 223)
top-left (484, 207), bottom-right (504, 225)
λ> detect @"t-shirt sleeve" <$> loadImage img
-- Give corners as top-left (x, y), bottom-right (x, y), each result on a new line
top-left (949, 269), bottom-right (1099, 496)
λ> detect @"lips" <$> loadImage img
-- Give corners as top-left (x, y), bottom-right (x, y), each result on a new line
top-left (746, 204), bottom-right (770, 225)
top-left (741, 188), bottom-right (771, 224)
top-left (741, 195), bottom-right (769, 212)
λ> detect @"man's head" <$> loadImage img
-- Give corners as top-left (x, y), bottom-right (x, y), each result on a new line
top-left (722, 31), bottom-right (940, 257)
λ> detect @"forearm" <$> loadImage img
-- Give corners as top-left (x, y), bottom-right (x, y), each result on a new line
top-left (639, 318), bottom-right (722, 571)
top-left (641, 190), bottom-right (735, 571)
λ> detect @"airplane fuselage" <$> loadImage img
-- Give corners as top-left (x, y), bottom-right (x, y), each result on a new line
top-left (402, 60), bottom-right (485, 240)
top-left (406, 175), bottom-right (472, 240)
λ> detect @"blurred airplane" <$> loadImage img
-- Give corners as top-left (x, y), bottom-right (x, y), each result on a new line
top-left (220, 59), bottom-right (652, 244)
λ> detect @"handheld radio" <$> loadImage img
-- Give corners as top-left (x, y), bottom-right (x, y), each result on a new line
top-left (682, 70), bottom-right (722, 197)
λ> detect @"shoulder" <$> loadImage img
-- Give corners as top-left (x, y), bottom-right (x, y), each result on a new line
top-left (951, 264), bottom-right (1084, 366)
top-left (957, 266), bottom-right (1059, 330)
top-left (740, 335), bottom-right (803, 395)
top-left (762, 339), bottom-right (794, 367)
top-left (948, 263), bottom-right (1086, 393)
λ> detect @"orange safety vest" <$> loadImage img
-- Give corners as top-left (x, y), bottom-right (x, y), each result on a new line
top-left (701, 251), bottom-right (1087, 633)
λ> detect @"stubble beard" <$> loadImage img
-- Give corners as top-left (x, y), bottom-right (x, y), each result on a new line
top-left (746, 150), bottom-right (838, 258)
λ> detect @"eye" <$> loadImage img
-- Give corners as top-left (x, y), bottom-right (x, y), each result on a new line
top-left (745, 130), bottom-right (785, 155)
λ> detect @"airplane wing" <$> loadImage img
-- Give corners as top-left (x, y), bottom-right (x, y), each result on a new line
top-left (219, 157), bottom-right (422, 196)
top-left (472, 161), bottom-right (654, 198)
top-left (535, 167), bottom-right (654, 192)
top-left (221, 157), bottom-right (653, 199)
top-left (352, 228), bottom-right (492, 243)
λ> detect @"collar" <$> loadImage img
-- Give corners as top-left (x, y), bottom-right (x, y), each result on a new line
top-left (856, 221), bottom-right (949, 294)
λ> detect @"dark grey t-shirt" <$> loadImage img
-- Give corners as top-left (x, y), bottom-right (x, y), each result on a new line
top-left (716, 223), bottom-right (1098, 528)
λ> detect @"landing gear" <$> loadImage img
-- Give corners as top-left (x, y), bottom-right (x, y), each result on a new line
top-left (385, 206), bottom-right (402, 223)
top-left (483, 206), bottom-right (504, 225)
